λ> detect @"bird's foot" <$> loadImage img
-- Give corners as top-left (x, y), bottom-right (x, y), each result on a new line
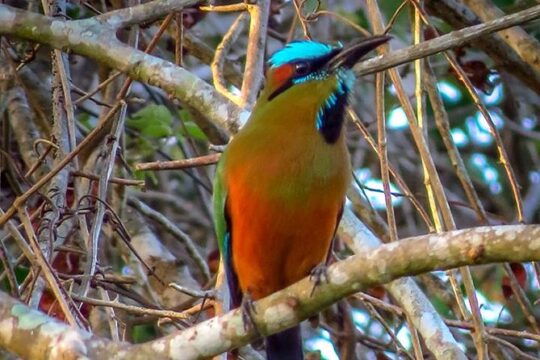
top-left (240, 292), bottom-right (260, 335)
top-left (309, 263), bottom-right (329, 296)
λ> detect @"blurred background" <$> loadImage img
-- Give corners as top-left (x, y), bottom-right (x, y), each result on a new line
top-left (1, 0), bottom-right (540, 358)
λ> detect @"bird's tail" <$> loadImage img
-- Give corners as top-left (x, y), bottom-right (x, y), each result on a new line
top-left (265, 325), bottom-right (303, 360)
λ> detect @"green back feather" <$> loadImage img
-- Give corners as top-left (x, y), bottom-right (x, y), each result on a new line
top-left (212, 157), bottom-right (228, 255)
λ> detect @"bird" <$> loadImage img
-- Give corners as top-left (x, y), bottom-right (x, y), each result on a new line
top-left (213, 35), bottom-right (390, 360)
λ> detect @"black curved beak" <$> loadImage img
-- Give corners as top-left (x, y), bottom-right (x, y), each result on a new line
top-left (328, 35), bottom-right (391, 71)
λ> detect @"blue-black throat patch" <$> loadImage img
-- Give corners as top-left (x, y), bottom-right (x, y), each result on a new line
top-left (316, 71), bottom-right (352, 144)
top-left (316, 87), bottom-right (348, 144)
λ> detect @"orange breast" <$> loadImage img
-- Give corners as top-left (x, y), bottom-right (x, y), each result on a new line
top-left (227, 183), bottom-right (345, 300)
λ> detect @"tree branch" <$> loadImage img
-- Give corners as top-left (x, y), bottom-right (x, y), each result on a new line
top-left (1, 224), bottom-right (539, 359)
top-left (355, 4), bottom-right (540, 81)
top-left (424, 0), bottom-right (540, 96)
top-left (95, 0), bottom-right (200, 29)
top-left (0, 1), bottom-right (248, 134)
top-left (338, 209), bottom-right (467, 359)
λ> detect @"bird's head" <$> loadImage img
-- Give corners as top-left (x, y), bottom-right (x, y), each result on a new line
top-left (261, 35), bottom-right (390, 143)
top-left (264, 35), bottom-right (391, 102)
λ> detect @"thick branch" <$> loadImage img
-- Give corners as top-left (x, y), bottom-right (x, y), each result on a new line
top-left (95, 0), bottom-right (199, 28)
top-left (1, 225), bottom-right (539, 359)
top-left (0, 291), bottom-right (124, 359)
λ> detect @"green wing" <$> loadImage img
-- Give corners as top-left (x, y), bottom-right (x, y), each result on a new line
top-left (212, 156), bottom-right (242, 308)
top-left (212, 158), bottom-right (228, 255)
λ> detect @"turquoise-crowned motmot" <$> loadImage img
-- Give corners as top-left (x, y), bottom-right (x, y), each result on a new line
top-left (213, 35), bottom-right (390, 360)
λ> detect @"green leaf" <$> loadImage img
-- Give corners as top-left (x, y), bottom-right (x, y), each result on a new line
top-left (179, 122), bottom-right (207, 141)
top-left (178, 109), bottom-right (207, 141)
top-left (128, 104), bottom-right (173, 138)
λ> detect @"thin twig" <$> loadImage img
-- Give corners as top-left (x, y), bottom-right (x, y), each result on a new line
top-left (359, 295), bottom-right (414, 359)
top-left (309, 10), bottom-right (371, 37)
top-left (240, 1), bottom-right (270, 108)
top-left (18, 208), bottom-right (82, 328)
top-left (72, 293), bottom-right (197, 320)
top-left (169, 283), bottom-right (216, 299)
top-left (423, 59), bottom-right (488, 223)
top-left (503, 263), bottom-right (540, 333)
top-left (410, 0), bottom-right (524, 223)
top-left (445, 319), bottom-right (540, 342)
top-left (175, 12), bottom-right (183, 67)
top-left (79, 102), bottom-right (127, 297)
top-left (98, 287), bottom-right (120, 342)
top-left (74, 72), bottom-right (121, 106)
top-left (211, 12), bottom-right (248, 105)
top-left (200, 3), bottom-right (248, 12)
top-left (375, 71), bottom-right (398, 241)
top-left (486, 334), bottom-right (538, 360)
top-left (135, 153), bottom-right (220, 171)
top-left (128, 197), bottom-right (210, 281)
top-left (291, 0), bottom-right (311, 39)
top-left (70, 171), bottom-right (146, 187)
top-left (348, 108), bottom-right (434, 230)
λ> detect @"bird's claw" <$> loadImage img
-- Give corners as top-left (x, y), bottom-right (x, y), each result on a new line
top-left (309, 263), bottom-right (329, 296)
top-left (241, 293), bottom-right (260, 335)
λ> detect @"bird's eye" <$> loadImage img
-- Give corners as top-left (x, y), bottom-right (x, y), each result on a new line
top-left (294, 62), bottom-right (310, 76)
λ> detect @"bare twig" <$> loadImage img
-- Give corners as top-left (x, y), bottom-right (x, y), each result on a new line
top-left (135, 153), bottom-right (220, 171)
top-left (240, 0), bottom-right (270, 108)
top-left (359, 295), bottom-right (413, 358)
top-left (211, 13), bottom-right (248, 105)
top-left (17, 208), bottom-right (83, 328)
top-left (486, 334), bottom-right (538, 360)
top-left (348, 109), bottom-right (434, 230)
top-left (128, 197), bottom-right (210, 281)
top-left (200, 3), bottom-right (248, 12)
top-left (73, 293), bottom-right (195, 320)
top-left (79, 102), bottom-right (127, 297)
top-left (423, 60), bottom-right (488, 223)
top-left (411, 1), bottom-right (524, 223)
top-left (169, 283), bottom-right (216, 299)
top-left (446, 319), bottom-right (540, 342)
top-left (70, 171), bottom-right (145, 187)
top-left (375, 71), bottom-right (398, 241)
